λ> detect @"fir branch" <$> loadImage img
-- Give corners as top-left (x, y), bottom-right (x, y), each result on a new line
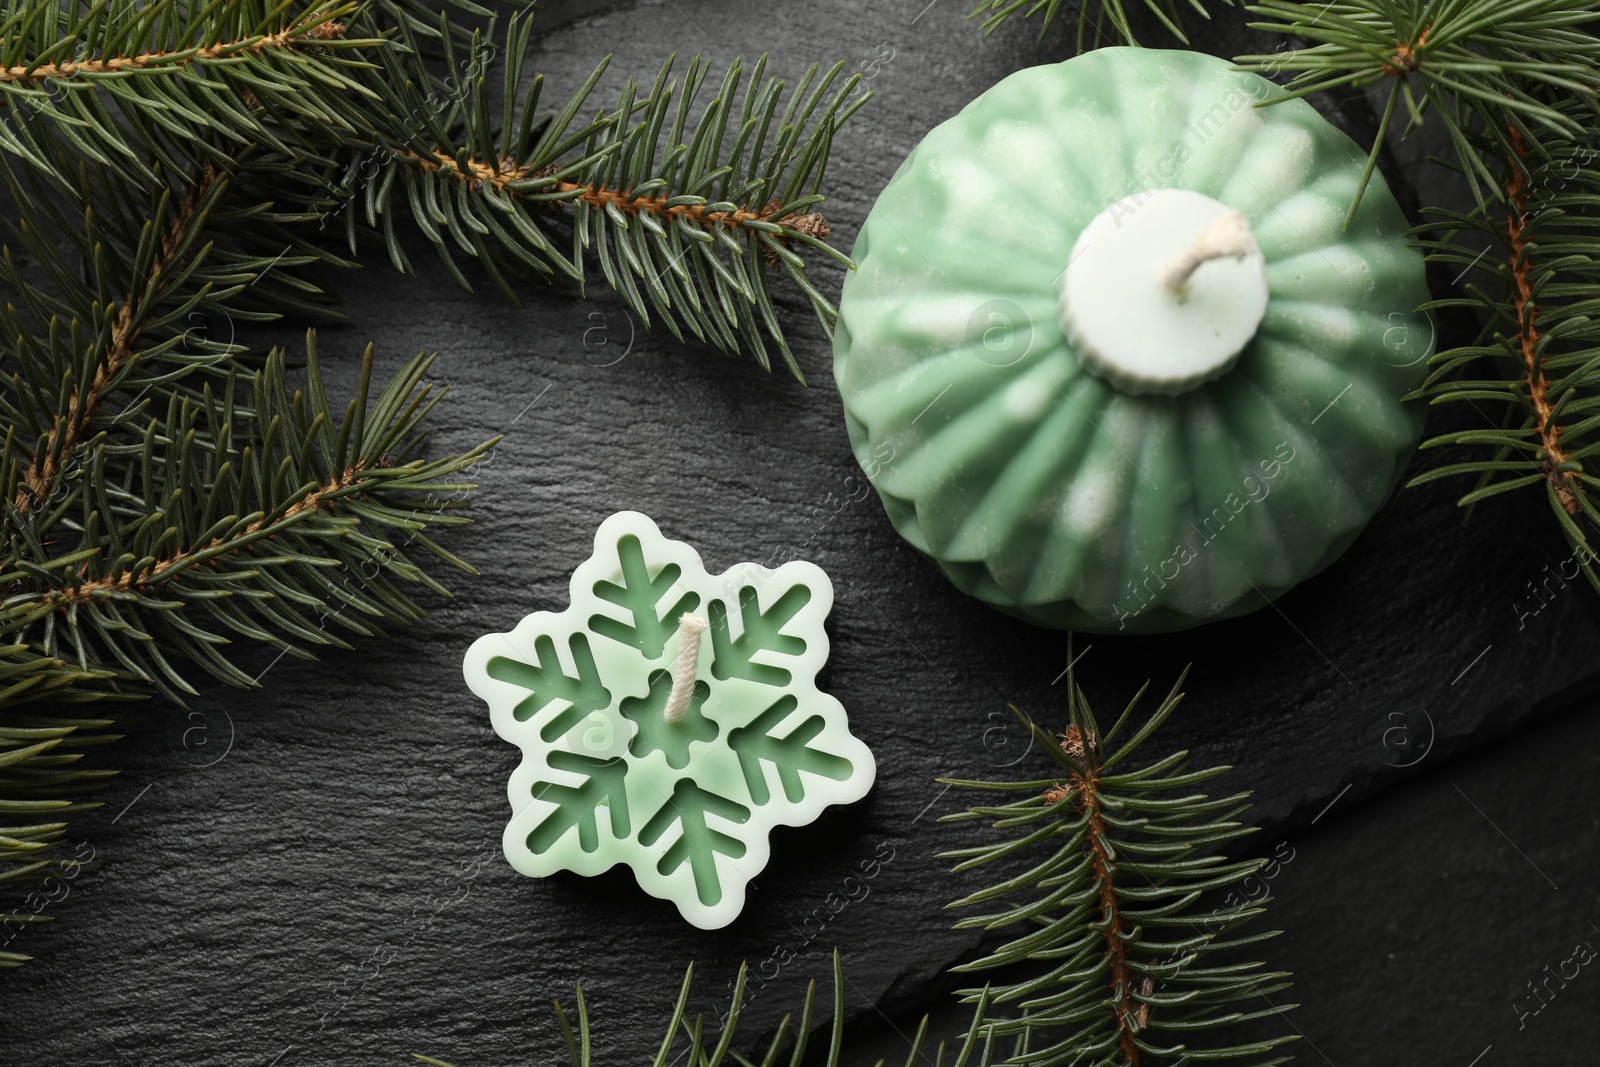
top-left (331, 12), bottom-right (864, 379)
top-left (10, 162), bottom-right (223, 516)
top-left (416, 951), bottom-right (1000, 1067)
top-left (2, 338), bottom-right (496, 700)
top-left (1071, 741), bottom-right (1143, 1064)
top-left (968, 0), bottom-right (1228, 49)
top-left (399, 148), bottom-right (837, 290)
top-left (0, 63), bottom-right (496, 961)
top-left (1238, 0), bottom-right (1600, 215)
top-left (1409, 105), bottom-right (1600, 588)
top-left (0, 649), bottom-right (127, 969)
top-left (0, 333), bottom-right (493, 962)
top-left (1, 2), bottom-right (866, 377)
top-left (940, 663), bottom-right (1295, 1065)
top-left (0, 1), bottom-right (380, 174)
top-left (53, 451), bottom-right (374, 605)
top-left (0, 12), bottom-right (349, 87)
top-left (1502, 127), bottom-right (1581, 516)
top-left (399, 148), bottom-right (830, 252)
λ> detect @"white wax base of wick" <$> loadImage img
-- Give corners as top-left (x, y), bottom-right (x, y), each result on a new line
top-left (663, 614), bottom-right (708, 723)
top-left (1060, 189), bottom-right (1268, 396)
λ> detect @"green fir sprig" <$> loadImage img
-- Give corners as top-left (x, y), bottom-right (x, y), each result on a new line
top-left (1238, 1), bottom-right (1600, 215)
top-left (0, 119), bottom-right (491, 703)
top-left (1408, 113), bottom-right (1600, 589)
top-left (967, 0), bottom-right (1230, 50)
top-left (938, 666), bottom-right (1295, 1065)
top-left (416, 952), bottom-right (1000, 1067)
top-left (0, 0), bottom-right (866, 375)
top-left (333, 15), bottom-right (865, 378)
top-left (0, 1), bottom-right (494, 965)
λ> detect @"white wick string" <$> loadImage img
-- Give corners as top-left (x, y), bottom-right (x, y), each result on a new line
top-left (1160, 210), bottom-right (1258, 292)
top-left (663, 614), bottom-right (709, 724)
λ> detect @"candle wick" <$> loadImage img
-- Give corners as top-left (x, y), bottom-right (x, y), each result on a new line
top-left (1161, 210), bottom-right (1258, 293)
top-left (663, 614), bottom-right (710, 724)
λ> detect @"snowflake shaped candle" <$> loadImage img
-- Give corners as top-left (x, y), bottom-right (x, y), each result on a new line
top-left (463, 511), bottom-right (875, 929)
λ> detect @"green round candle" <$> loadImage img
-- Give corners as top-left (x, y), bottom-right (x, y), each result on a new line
top-left (832, 47), bottom-right (1433, 633)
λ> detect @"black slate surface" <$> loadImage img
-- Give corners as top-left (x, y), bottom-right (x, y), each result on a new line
top-left (5, 2), bottom-right (1600, 1064)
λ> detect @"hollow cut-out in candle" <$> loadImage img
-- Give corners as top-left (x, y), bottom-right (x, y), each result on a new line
top-left (462, 511), bottom-right (875, 929)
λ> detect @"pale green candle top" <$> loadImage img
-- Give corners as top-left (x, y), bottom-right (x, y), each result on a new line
top-left (1062, 189), bottom-right (1269, 395)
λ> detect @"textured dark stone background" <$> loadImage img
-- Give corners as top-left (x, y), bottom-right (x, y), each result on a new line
top-left (5, 2), bottom-right (1600, 1065)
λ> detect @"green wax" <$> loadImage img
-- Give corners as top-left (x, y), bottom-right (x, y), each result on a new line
top-left (832, 47), bottom-right (1433, 633)
top-left (463, 512), bottom-right (875, 929)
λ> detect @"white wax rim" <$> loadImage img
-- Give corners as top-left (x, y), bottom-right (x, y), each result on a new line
top-left (1059, 188), bottom-right (1269, 396)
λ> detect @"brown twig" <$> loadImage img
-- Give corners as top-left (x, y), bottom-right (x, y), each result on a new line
top-left (57, 459), bottom-right (372, 606)
top-left (1506, 127), bottom-right (1582, 515)
top-left (0, 21), bottom-right (344, 86)
top-left (12, 165), bottom-right (221, 516)
top-left (1072, 771), bottom-right (1141, 1065)
top-left (1060, 726), bottom-right (1141, 1066)
top-left (398, 149), bottom-right (828, 254)
top-left (1382, 24), bottom-right (1431, 75)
